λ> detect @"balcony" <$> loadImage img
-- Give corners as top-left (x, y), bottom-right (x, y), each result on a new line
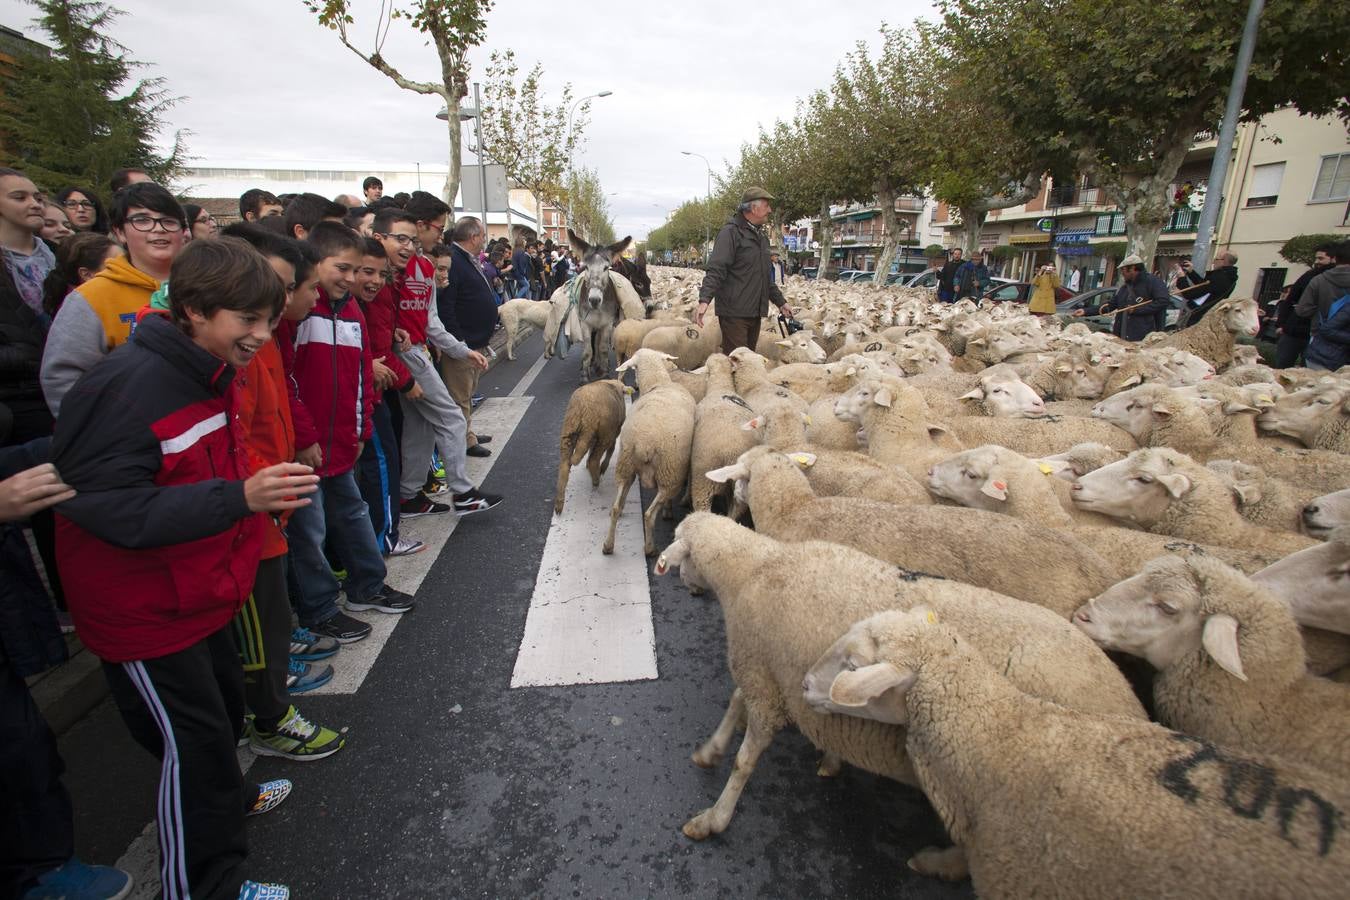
top-left (1162, 208), bottom-right (1201, 233)
top-left (895, 196), bottom-right (925, 212)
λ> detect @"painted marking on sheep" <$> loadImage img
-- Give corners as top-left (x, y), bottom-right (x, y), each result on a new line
top-left (1157, 735), bottom-right (1343, 856)
top-left (722, 394), bottom-right (754, 412)
top-left (512, 400), bottom-right (658, 688)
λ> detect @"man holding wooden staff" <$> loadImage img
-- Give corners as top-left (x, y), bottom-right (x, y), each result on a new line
top-left (1072, 253), bottom-right (1172, 341)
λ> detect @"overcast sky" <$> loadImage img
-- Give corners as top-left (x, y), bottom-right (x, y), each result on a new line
top-left (1, 0), bottom-right (937, 238)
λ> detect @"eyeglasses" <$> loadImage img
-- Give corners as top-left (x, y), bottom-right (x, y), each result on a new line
top-left (63, 199), bottom-right (96, 210)
top-left (125, 214), bottom-right (184, 233)
top-left (379, 233), bottom-right (421, 248)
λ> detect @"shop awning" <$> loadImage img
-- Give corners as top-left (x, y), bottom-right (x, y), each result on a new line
top-left (1009, 234), bottom-right (1050, 245)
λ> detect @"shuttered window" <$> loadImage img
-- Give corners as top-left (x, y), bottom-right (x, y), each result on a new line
top-left (1246, 162), bottom-right (1285, 207)
top-left (1311, 154), bottom-right (1350, 202)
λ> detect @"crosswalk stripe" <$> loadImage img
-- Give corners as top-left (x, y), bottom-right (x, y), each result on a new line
top-left (511, 399), bottom-right (659, 687)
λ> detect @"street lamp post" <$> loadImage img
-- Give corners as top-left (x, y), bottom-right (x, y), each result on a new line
top-left (565, 90), bottom-right (613, 240)
top-left (681, 150), bottom-right (713, 262)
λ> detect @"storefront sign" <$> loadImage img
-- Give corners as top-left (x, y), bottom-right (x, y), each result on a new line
top-left (1035, 217), bottom-right (1056, 232)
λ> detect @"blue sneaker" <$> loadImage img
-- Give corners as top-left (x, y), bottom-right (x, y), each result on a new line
top-left (286, 658), bottom-right (333, 693)
top-left (247, 779), bottom-right (293, 817)
top-left (238, 882), bottom-right (290, 900)
top-left (289, 626), bottom-right (339, 662)
top-left (22, 859), bottom-right (132, 900)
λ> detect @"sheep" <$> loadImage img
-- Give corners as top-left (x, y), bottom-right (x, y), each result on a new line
top-left (603, 349), bottom-right (697, 556)
top-left (1178, 380), bottom-right (1303, 448)
top-left (613, 316), bottom-right (689, 366)
top-left (705, 448), bottom-right (1118, 617)
top-left (815, 606), bottom-right (1350, 897)
top-left (832, 378), bottom-right (968, 480)
top-left (666, 365), bottom-right (708, 403)
top-left (688, 354), bottom-right (760, 513)
top-left (767, 360), bottom-right (858, 403)
top-left (1035, 441), bottom-right (1125, 479)
top-left (654, 513), bottom-right (1144, 842)
top-left (1205, 459), bottom-right (1312, 534)
top-left (1257, 378), bottom-right (1350, 453)
top-left (945, 412), bottom-right (1136, 459)
top-left (1154, 296), bottom-right (1261, 369)
top-left (1020, 350), bottom-right (1109, 400)
top-left (1303, 487), bottom-right (1350, 538)
top-left (1073, 554), bottom-right (1350, 775)
top-left (727, 347), bottom-right (809, 416)
top-left (908, 365), bottom-right (1047, 420)
top-left (756, 329), bottom-right (827, 365)
top-left (1253, 527), bottom-right (1350, 637)
top-left (554, 379), bottom-right (627, 515)
top-left (1070, 448), bottom-right (1318, 559)
top-left (1217, 363), bottom-right (1283, 387)
top-left (640, 319), bottom-right (723, 370)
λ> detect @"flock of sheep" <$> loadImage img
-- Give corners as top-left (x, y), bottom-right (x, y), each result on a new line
top-left (534, 266), bottom-right (1350, 898)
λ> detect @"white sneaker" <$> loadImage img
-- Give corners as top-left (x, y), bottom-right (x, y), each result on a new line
top-left (387, 537), bottom-right (427, 557)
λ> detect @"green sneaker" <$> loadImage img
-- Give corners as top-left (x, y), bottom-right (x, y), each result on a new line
top-left (249, 706), bottom-right (346, 762)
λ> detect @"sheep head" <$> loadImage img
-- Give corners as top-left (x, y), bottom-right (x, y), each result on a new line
top-left (1257, 381), bottom-right (1349, 446)
top-left (927, 446), bottom-right (1017, 510)
top-left (1216, 297), bottom-right (1261, 338)
top-left (1302, 488), bottom-right (1350, 539)
top-left (1069, 448), bottom-right (1195, 526)
top-left (958, 367), bottom-right (1046, 418)
top-left (1091, 384), bottom-right (1183, 442)
top-left (1251, 527), bottom-right (1350, 635)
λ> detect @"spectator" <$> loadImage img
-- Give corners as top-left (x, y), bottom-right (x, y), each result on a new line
top-left (440, 217), bottom-right (501, 458)
top-left (39, 201), bottom-right (74, 246)
top-left (551, 248), bottom-right (570, 284)
top-left (239, 188), bottom-right (283, 223)
top-left (769, 251), bottom-right (786, 285)
top-left (41, 181), bottom-right (186, 416)
top-left (183, 203), bottom-right (219, 241)
top-left (1295, 240), bottom-right (1350, 371)
top-left (55, 187), bottom-right (108, 234)
top-left (511, 238), bottom-right (532, 299)
top-left (430, 242), bottom-right (452, 290)
top-left (1274, 242), bottom-right (1334, 368)
top-left (362, 176), bottom-right (383, 205)
top-left (391, 191), bottom-right (410, 208)
top-left (107, 167), bottom-right (149, 194)
top-left (52, 237), bottom-right (310, 899)
top-left (344, 206), bottom-right (375, 237)
top-left (0, 168), bottom-right (56, 323)
top-left (1028, 264), bottom-right (1061, 316)
top-left (275, 221), bottom-right (415, 645)
top-left (483, 246), bottom-right (507, 303)
top-left (1176, 251), bottom-right (1238, 327)
top-left (955, 250), bottom-right (990, 300)
top-left (1067, 265), bottom-right (1082, 293)
top-left (282, 192), bottom-right (345, 242)
top-left (937, 247), bottom-right (964, 302)
top-left (1073, 253), bottom-right (1171, 341)
top-left (40, 232), bottom-right (122, 318)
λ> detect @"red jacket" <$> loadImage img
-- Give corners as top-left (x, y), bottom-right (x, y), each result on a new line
top-left (51, 313), bottom-right (264, 663)
top-left (395, 255), bottom-right (437, 347)
top-left (276, 289), bottom-right (375, 477)
top-left (236, 339), bottom-right (294, 559)
top-left (365, 284), bottom-right (412, 393)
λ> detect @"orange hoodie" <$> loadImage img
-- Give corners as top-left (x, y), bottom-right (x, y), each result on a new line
top-left (236, 339), bottom-right (295, 559)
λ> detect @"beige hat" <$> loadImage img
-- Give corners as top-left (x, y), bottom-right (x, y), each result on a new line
top-left (740, 186), bottom-right (776, 203)
top-left (1118, 253), bottom-right (1145, 268)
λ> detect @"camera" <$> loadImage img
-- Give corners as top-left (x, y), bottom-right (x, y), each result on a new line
top-left (778, 314), bottom-right (805, 335)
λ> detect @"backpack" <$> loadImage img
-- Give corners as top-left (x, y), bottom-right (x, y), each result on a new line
top-left (1305, 292), bottom-right (1350, 370)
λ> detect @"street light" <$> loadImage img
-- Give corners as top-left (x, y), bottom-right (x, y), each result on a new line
top-left (565, 90), bottom-right (613, 238)
top-left (681, 150), bottom-right (713, 261)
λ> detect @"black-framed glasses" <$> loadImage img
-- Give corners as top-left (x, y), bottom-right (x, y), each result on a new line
top-left (63, 199), bottom-right (96, 210)
top-left (125, 214), bottom-right (184, 233)
top-left (378, 233), bottom-right (421, 248)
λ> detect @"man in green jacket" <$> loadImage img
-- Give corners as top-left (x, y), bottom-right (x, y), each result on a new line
top-left (696, 187), bottom-right (794, 355)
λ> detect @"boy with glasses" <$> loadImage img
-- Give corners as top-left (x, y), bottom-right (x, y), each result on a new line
top-left (41, 182), bottom-right (187, 415)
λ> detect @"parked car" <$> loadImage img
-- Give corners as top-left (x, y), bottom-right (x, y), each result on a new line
top-left (851, 271), bottom-right (876, 284)
top-left (1054, 288), bottom-right (1187, 333)
top-left (892, 269), bottom-right (940, 288)
top-left (800, 266), bottom-right (818, 280)
top-left (975, 278), bottom-right (1054, 304)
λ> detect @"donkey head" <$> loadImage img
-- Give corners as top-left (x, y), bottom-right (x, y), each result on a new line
top-left (571, 229), bottom-right (633, 311)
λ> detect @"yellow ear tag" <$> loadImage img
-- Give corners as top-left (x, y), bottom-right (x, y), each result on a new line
top-left (925, 611), bottom-right (938, 625)
top-left (1038, 462), bottom-right (1054, 475)
top-left (803, 415), bottom-right (812, 425)
top-left (790, 454), bottom-right (815, 468)
top-left (623, 386), bottom-right (636, 395)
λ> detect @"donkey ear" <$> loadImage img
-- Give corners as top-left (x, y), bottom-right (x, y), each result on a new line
top-left (607, 236), bottom-right (633, 258)
top-left (568, 228), bottom-right (591, 257)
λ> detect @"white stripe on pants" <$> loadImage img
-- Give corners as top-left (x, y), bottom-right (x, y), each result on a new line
top-left (397, 345), bottom-right (473, 498)
top-left (124, 660), bottom-right (190, 900)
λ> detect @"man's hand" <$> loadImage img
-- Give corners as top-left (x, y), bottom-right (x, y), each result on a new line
top-left (296, 443), bottom-right (323, 470)
top-left (466, 349), bottom-right (488, 371)
top-left (779, 304), bottom-right (794, 319)
top-left (406, 380), bottom-right (425, 401)
top-left (0, 464), bottom-right (76, 522)
top-left (1071, 309), bottom-right (1086, 317)
top-left (393, 328), bottom-right (411, 352)
top-left (244, 462), bottom-right (319, 513)
top-left (695, 302), bottom-right (708, 327)
top-left (372, 356), bottom-right (396, 391)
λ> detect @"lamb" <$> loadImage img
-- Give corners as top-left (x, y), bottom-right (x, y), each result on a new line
top-left (1074, 554), bottom-right (1350, 774)
top-left (816, 606), bottom-right (1350, 897)
top-left (1257, 378), bottom-right (1350, 453)
top-left (688, 354), bottom-right (760, 513)
top-left (1153, 296), bottom-right (1261, 369)
top-left (602, 349), bottom-right (697, 556)
top-left (654, 513), bottom-right (1144, 842)
top-left (613, 316), bottom-right (689, 366)
top-left (705, 448), bottom-right (1118, 617)
top-left (496, 298), bottom-right (552, 361)
top-left (1205, 459), bottom-right (1312, 534)
top-left (640, 319), bottom-right (722, 370)
top-left (1253, 527), bottom-right (1350, 637)
top-left (1302, 487), bottom-right (1350, 538)
top-left (1070, 448), bottom-right (1318, 558)
top-left (553, 379), bottom-right (627, 515)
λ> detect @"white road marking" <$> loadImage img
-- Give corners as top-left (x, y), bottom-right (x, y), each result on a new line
top-left (508, 350), bottom-right (549, 397)
top-left (511, 402), bottom-right (658, 688)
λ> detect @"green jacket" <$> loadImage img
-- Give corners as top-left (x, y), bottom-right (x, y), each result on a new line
top-left (699, 214), bottom-right (787, 317)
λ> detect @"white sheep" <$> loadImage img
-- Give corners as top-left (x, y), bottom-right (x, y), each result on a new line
top-left (554, 379), bottom-right (627, 515)
top-left (1154, 296), bottom-right (1261, 369)
top-left (654, 513), bottom-right (1144, 843)
top-left (832, 378), bottom-right (967, 480)
top-left (1302, 488), bottom-right (1350, 538)
top-left (603, 349), bottom-right (696, 556)
top-left (613, 316), bottom-right (690, 366)
top-left (1205, 459), bottom-right (1313, 534)
top-left (688, 354), bottom-right (760, 513)
top-left (640, 319), bottom-right (723, 370)
top-left (1035, 442), bottom-right (1125, 479)
top-left (1258, 378), bottom-right (1350, 453)
top-left (767, 361), bottom-right (858, 403)
top-left (816, 606), bottom-right (1350, 897)
top-left (1073, 553), bottom-right (1350, 774)
top-left (728, 347), bottom-right (809, 416)
top-left (1252, 527), bottom-right (1350, 638)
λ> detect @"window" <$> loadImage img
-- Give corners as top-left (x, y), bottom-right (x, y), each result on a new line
top-left (1311, 153), bottom-right (1350, 202)
top-left (1246, 162), bottom-right (1285, 207)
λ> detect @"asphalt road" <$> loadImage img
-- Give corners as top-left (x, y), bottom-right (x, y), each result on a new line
top-left (58, 331), bottom-right (970, 900)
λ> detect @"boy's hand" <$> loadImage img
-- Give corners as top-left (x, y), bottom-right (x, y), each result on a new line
top-left (373, 356), bottom-right (395, 390)
top-left (393, 328), bottom-right (411, 352)
top-left (0, 464), bottom-right (76, 522)
top-left (406, 380), bottom-right (425, 401)
top-left (296, 443), bottom-right (323, 469)
top-left (466, 350), bottom-right (488, 371)
top-left (245, 463), bottom-right (319, 513)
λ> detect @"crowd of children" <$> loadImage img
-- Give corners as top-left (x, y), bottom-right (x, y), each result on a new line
top-left (1, 165), bottom-right (525, 900)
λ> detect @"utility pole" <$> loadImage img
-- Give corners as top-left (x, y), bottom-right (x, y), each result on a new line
top-left (1191, 0), bottom-right (1265, 274)
top-left (473, 82), bottom-right (489, 235)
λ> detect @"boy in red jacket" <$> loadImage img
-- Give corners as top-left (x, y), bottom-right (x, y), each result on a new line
top-left (52, 238), bottom-right (317, 900)
top-left (276, 223), bottom-right (414, 645)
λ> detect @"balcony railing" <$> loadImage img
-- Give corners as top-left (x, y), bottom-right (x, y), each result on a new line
top-left (1162, 208), bottom-right (1201, 233)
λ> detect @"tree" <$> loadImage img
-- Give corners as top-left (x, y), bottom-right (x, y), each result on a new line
top-left (566, 167), bottom-right (615, 244)
top-left (1280, 233), bottom-right (1344, 266)
top-left (478, 50), bottom-right (585, 235)
top-left (305, 0), bottom-right (493, 205)
top-left (938, 0), bottom-right (1350, 262)
top-left (0, 0), bottom-right (187, 192)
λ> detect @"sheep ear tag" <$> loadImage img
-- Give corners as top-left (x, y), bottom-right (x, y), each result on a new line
top-left (1202, 614), bottom-right (1247, 682)
top-left (980, 479), bottom-right (1008, 501)
top-left (828, 664), bottom-right (915, 707)
top-left (790, 453), bottom-right (817, 469)
top-left (1037, 462), bottom-right (1055, 476)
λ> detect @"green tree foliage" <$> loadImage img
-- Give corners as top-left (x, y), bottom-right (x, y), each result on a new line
top-left (305, 0), bottom-right (493, 205)
top-left (1279, 233), bottom-right (1345, 266)
top-left (645, 195), bottom-right (729, 259)
top-left (938, 0), bottom-right (1350, 262)
top-left (0, 0), bottom-right (186, 192)
top-left (566, 166), bottom-right (615, 245)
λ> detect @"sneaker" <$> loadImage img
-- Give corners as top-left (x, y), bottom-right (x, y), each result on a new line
top-left (386, 537), bottom-right (427, 557)
top-left (238, 713), bottom-right (255, 747)
top-left (423, 474), bottom-right (448, 496)
top-left (250, 705), bottom-right (346, 762)
top-left (470, 392), bottom-right (485, 408)
top-left (432, 458), bottom-right (446, 480)
top-left (453, 488), bottom-right (504, 516)
top-left (290, 626), bottom-right (339, 662)
top-left (238, 881), bottom-right (290, 899)
top-left (286, 658), bottom-right (334, 693)
top-left (345, 585), bottom-right (415, 614)
top-left (331, 567), bottom-right (348, 583)
top-left (308, 611), bottom-right (372, 644)
top-left (21, 859), bottom-right (132, 900)
top-left (400, 492), bottom-right (451, 517)
top-left (466, 444), bottom-right (492, 458)
top-left (247, 779), bottom-right (293, 817)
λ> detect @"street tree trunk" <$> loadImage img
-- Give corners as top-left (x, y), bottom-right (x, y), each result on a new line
top-left (442, 97), bottom-right (462, 208)
top-left (957, 205), bottom-right (989, 256)
top-left (815, 199), bottom-right (836, 280)
top-left (1098, 120), bottom-right (1193, 267)
top-left (767, 211), bottom-right (786, 253)
top-left (872, 182), bottom-right (899, 290)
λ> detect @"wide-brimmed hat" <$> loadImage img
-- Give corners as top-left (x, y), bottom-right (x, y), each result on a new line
top-left (740, 186), bottom-right (776, 203)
